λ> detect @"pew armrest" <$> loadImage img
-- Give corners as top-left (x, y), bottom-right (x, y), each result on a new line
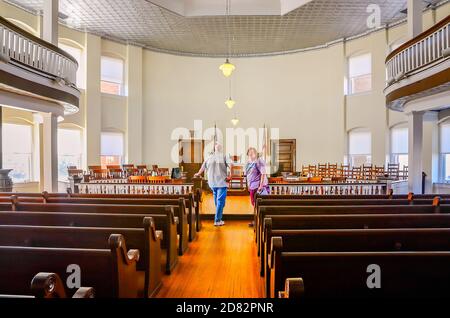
top-left (268, 236), bottom-right (283, 269)
top-left (127, 249), bottom-right (140, 262)
top-left (72, 287), bottom-right (95, 298)
top-left (30, 272), bottom-right (67, 298)
top-left (278, 278), bottom-right (304, 299)
top-left (109, 234), bottom-right (140, 265)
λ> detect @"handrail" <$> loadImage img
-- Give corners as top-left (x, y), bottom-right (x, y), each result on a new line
top-left (0, 16), bottom-right (77, 64)
top-left (386, 15), bottom-right (450, 85)
top-left (0, 16), bottom-right (78, 86)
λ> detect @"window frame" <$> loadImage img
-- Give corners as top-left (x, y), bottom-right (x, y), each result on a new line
top-left (390, 124), bottom-right (408, 169)
top-left (2, 122), bottom-right (34, 184)
top-left (100, 131), bottom-right (125, 168)
top-left (58, 41), bottom-right (86, 89)
top-left (347, 128), bottom-right (372, 167)
top-left (57, 126), bottom-right (84, 182)
top-left (440, 118), bottom-right (450, 183)
top-left (346, 53), bottom-right (373, 95)
top-left (100, 55), bottom-right (125, 96)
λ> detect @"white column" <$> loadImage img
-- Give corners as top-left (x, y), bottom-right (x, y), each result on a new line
top-left (407, 0), bottom-right (422, 39)
top-left (42, 0), bottom-right (59, 45)
top-left (42, 113), bottom-right (58, 192)
top-left (407, 111), bottom-right (424, 193)
top-left (126, 45), bottom-right (143, 164)
top-left (84, 33), bottom-right (102, 166)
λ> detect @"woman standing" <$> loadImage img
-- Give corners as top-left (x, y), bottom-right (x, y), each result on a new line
top-left (245, 147), bottom-right (268, 210)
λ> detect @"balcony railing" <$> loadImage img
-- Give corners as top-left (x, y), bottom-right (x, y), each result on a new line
top-left (386, 15), bottom-right (450, 86)
top-left (0, 16), bottom-right (78, 87)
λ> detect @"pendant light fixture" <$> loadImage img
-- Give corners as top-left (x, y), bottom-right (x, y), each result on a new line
top-left (231, 112), bottom-right (239, 126)
top-left (220, 0), bottom-right (235, 77)
top-left (225, 78), bottom-right (235, 109)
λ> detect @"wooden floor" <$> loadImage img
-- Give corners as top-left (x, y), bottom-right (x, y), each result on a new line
top-left (156, 221), bottom-right (264, 298)
top-left (201, 193), bottom-right (254, 215)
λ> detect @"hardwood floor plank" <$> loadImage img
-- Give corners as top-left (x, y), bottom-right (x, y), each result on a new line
top-left (156, 221), bottom-right (264, 298)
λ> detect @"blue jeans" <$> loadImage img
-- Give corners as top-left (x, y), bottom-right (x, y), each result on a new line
top-left (212, 187), bottom-right (227, 223)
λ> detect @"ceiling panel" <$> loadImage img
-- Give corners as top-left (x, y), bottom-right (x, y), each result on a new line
top-left (4, 0), bottom-right (445, 56)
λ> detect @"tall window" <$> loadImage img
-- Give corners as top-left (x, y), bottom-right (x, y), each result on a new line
top-left (347, 53), bottom-right (372, 95)
top-left (348, 129), bottom-right (372, 167)
top-left (441, 120), bottom-right (450, 182)
top-left (58, 128), bottom-right (83, 181)
top-left (59, 43), bottom-right (85, 89)
top-left (101, 132), bottom-right (124, 167)
top-left (390, 125), bottom-right (408, 169)
top-left (2, 123), bottom-right (33, 183)
top-left (101, 56), bottom-right (124, 95)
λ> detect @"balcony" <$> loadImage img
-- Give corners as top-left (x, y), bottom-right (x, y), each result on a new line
top-left (385, 15), bottom-right (450, 112)
top-left (0, 16), bottom-right (80, 115)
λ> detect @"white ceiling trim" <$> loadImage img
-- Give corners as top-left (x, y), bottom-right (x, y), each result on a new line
top-left (148, 0), bottom-right (314, 17)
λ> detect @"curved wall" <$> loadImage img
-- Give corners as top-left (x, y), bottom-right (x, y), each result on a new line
top-left (1, 0), bottom-right (449, 173)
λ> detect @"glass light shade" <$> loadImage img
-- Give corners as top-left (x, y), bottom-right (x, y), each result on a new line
top-left (225, 98), bottom-right (236, 109)
top-left (231, 117), bottom-right (239, 126)
top-left (219, 59), bottom-right (235, 77)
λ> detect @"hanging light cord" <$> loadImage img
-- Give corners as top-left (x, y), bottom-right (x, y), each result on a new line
top-left (226, 0), bottom-right (231, 58)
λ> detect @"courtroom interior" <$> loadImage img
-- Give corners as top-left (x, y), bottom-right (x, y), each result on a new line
top-left (0, 0), bottom-right (450, 302)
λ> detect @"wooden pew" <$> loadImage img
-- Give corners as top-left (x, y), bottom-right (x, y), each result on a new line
top-left (0, 234), bottom-right (141, 298)
top-left (66, 192), bottom-right (202, 232)
top-left (270, 239), bottom-right (450, 299)
top-left (41, 196), bottom-right (197, 242)
top-left (256, 204), bottom-right (447, 258)
top-left (265, 228), bottom-right (450, 297)
top-left (0, 272), bottom-right (94, 298)
top-left (0, 191), bottom-right (203, 234)
top-left (0, 218), bottom-right (162, 298)
top-left (0, 211), bottom-right (178, 275)
top-left (2, 201), bottom-right (188, 256)
top-left (261, 213), bottom-right (450, 277)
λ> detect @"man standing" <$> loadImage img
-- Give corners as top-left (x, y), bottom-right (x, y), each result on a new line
top-left (194, 143), bottom-right (231, 226)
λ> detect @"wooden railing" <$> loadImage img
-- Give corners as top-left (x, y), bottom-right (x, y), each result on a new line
top-left (78, 182), bottom-right (194, 195)
top-left (0, 16), bottom-right (78, 86)
top-left (386, 15), bottom-right (450, 86)
top-left (268, 181), bottom-right (389, 196)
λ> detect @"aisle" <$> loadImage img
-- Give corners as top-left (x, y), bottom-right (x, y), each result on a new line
top-left (156, 221), bottom-right (264, 298)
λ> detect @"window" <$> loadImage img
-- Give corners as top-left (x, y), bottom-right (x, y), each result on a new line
top-left (2, 123), bottom-right (33, 183)
top-left (101, 132), bottom-right (124, 168)
top-left (58, 128), bottom-right (83, 181)
top-left (347, 53), bottom-right (372, 95)
top-left (390, 125), bottom-right (408, 169)
top-left (101, 56), bottom-right (124, 95)
top-left (59, 43), bottom-right (85, 89)
top-left (348, 129), bottom-right (372, 167)
top-left (441, 120), bottom-right (450, 182)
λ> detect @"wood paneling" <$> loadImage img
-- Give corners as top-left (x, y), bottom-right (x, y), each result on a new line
top-left (156, 221), bottom-right (264, 298)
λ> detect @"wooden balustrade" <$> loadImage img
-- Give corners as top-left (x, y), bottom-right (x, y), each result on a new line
top-left (386, 15), bottom-right (450, 86)
top-left (268, 182), bottom-right (389, 196)
top-left (78, 182), bottom-right (194, 195)
top-left (0, 16), bottom-right (78, 86)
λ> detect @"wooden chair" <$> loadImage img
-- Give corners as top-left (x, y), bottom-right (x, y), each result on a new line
top-left (362, 164), bottom-right (373, 180)
top-left (129, 176), bottom-right (147, 183)
top-left (91, 169), bottom-right (108, 180)
top-left (388, 163), bottom-right (400, 180)
top-left (308, 165), bottom-right (317, 177)
top-left (318, 164), bottom-right (327, 178)
top-left (328, 163), bottom-right (338, 178)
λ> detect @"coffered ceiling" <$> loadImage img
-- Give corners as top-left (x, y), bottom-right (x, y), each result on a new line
top-left (4, 0), bottom-right (446, 56)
